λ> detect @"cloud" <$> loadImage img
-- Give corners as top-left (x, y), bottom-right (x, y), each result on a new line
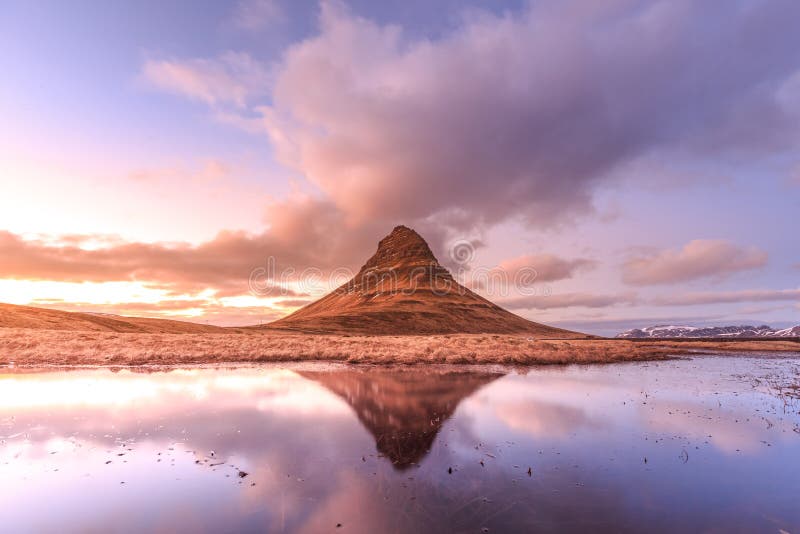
top-left (273, 298), bottom-right (313, 308)
top-left (548, 313), bottom-right (738, 336)
top-left (0, 191), bottom-right (464, 301)
top-left (0, 195), bottom-right (388, 297)
top-left (652, 288), bottom-right (800, 306)
top-left (497, 254), bottom-right (596, 283)
top-left (735, 304), bottom-right (795, 316)
top-left (644, 400), bottom-right (767, 455)
top-left (788, 163), bottom-right (800, 186)
top-left (251, 0), bottom-right (800, 228)
top-left (776, 70), bottom-right (800, 118)
top-left (500, 292), bottom-right (638, 310)
top-left (622, 240), bottom-right (767, 285)
top-left (140, 0), bottom-right (800, 237)
top-left (496, 400), bottom-right (598, 439)
top-left (551, 314), bottom-right (726, 330)
top-left (230, 0), bottom-right (285, 32)
top-left (142, 52), bottom-right (272, 108)
top-left (127, 159), bottom-right (231, 184)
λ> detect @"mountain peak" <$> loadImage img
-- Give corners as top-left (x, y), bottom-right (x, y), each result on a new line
top-left (390, 224), bottom-right (414, 235)
top-left (360, 225), bottom-right (439, 273)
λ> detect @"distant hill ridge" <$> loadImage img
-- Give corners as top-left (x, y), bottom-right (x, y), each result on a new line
top-left (0, 302), bottom-right (227, 334)
top-left (617, 324), bottom-right (800, 338)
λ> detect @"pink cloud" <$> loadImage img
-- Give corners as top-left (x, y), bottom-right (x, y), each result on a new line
top-left (0, 189), bottom-right (468, 304)
top-left (273, 298), bottom-right (313, 308)
top-left (652, 288), bottom-right (800, 306)
top-left (497, 254), bottom-right (596, 283)
top-left (500, 292), bottom-right (638, 310)
top-left (622, 240), bottom-right (767, 285)
top-left (787, 163), bottom-right (800, 186)
top-left (230, 0), bottom-right (284, 32)
top-left (142, 52), bottom-right (271, 108)
top-left (0, 194), bottom-right (393, 297)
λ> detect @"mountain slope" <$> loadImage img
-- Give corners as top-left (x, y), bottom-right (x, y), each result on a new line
top-left (0, 302), bottom-right (228, 334)
top-left (266, 226), bottom-right (584, 337)
top-left (617, 324), bottom-right (800, 338)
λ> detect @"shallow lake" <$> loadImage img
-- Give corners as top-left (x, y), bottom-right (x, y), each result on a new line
top-left (1, 355), bottom-right (799, 533)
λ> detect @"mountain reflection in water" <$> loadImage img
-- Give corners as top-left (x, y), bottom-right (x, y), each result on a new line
top-left (298, 369), bottom-right (500, 469)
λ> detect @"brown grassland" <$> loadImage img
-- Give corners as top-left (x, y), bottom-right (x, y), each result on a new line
top-left (1, 328), bottom-right (797, 367)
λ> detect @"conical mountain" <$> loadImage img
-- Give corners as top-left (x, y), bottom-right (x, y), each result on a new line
top-left (268, 226), bottom-right (583, 336)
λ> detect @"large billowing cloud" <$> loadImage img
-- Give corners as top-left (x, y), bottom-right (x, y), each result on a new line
top-left (138, 0), bottom-right (800, 232)
top-left (255, 0), bottom-right (800, 228)
top-left (136, 0), bottom-right (800, 279)
top-left (622, 240), bottom-right (767, 285)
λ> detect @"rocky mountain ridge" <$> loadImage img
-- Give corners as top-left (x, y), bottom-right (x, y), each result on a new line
top-left (617, 324), bottom-right (800, 338)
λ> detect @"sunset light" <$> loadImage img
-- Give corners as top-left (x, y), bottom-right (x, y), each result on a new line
top-left (1, 1), bottom-right (798, 532)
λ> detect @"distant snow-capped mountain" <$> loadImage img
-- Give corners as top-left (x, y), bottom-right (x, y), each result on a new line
top-left (616, 324), bottom-right (800, 338)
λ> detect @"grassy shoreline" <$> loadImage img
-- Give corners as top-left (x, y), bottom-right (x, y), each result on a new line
top-left (1, 328), bottom-right (798, 367)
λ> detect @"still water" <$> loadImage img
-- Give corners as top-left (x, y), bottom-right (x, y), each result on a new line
top-left (1, 356), bottom-right (799, 533)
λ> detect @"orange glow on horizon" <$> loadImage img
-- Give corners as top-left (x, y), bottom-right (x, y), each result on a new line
top-left (0, 279), bottom-right (304, 323)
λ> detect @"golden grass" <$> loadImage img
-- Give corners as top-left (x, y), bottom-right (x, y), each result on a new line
top-left (0, 328), bottom-right (795, 367)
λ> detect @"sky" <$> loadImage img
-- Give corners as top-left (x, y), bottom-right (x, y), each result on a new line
top-left (1, 0), bottom-right (799, 335)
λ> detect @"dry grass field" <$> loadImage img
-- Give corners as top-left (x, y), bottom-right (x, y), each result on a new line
top-left (0, 328), bottom-right (797, 367)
